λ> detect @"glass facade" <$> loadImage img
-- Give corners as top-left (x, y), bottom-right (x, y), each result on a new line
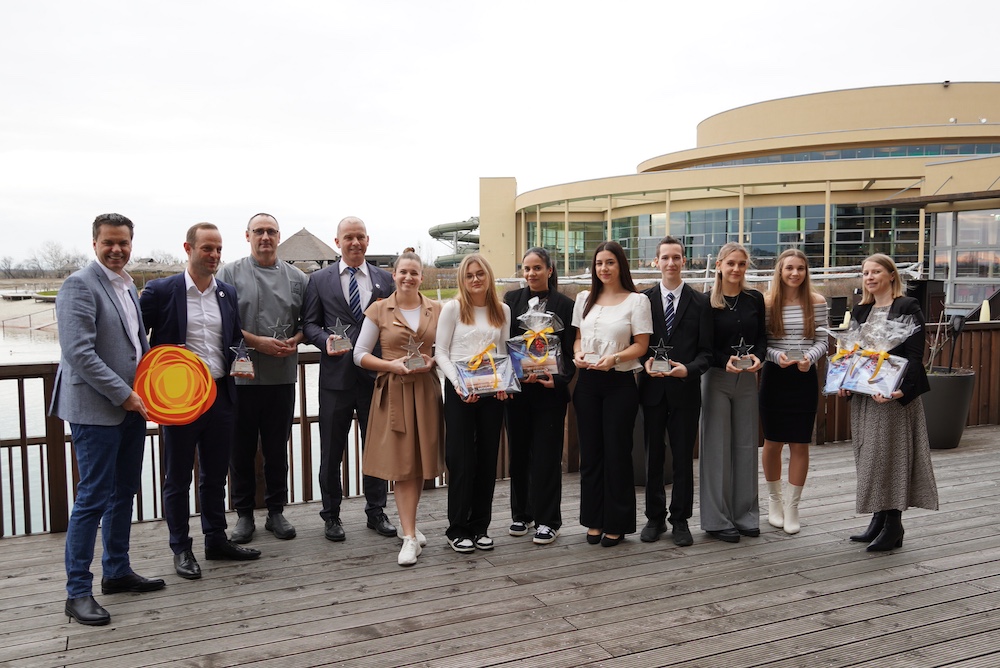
top-left (685, 143), bottom-right (1000, 170)
top-left (930, 209), bottom-right (1000, 307)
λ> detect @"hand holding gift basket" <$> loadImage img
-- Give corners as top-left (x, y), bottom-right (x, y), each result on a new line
top-left (505, 296), bottom-right (564, 380)
top-left (454, 330), bottom-right (521, 397)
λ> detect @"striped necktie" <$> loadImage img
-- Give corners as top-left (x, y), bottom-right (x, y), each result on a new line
top-left (347, 266), bottom-right (363, 321)
top-left (664, 291), bottom-right (675, 337)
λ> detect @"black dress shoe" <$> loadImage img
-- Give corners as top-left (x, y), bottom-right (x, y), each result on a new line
top-left (174, 549), bottom-right (202, 580)
top-left (707, 528), bottom-right (741, 543)
top-left (325, 518), bottom-right (346, 542)
top-left (640, 520), bottom-right (667, 543)
top-left (101, 572), bottom-right (166, 594)
top-left (265, 512), bottom-right (296, 540)
top-left (65, 595), bottom-right (110, 626)
top-left (230, 515), bottom-right (255, 544)
top-left (367, 512), bottom-right (396, 537)
top-left (738, 527), bottom-right (761, 537)
top-left (670, 521), bottom-right (694, 547)
top-left (601, 534), bottom-right (624, 547)
top-left (205, 540), bottom-right (261, 561)
top-left (586, 532), bottom-right (602, 545)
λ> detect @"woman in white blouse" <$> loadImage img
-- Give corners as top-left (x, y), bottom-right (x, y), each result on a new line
top-left (434, 254), bottom-right (512, 554)
top-left (572, 241), bottom-right (652, 546)
top-left (759, 249), bottom-right (828, 535)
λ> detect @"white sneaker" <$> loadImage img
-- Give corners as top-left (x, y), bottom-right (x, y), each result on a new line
top-left (474, 534), bottom-right (494, 550)
top-left (398, 536), bottom-right (421, 566)
top-left (509, 520), bottom-right (532, 536)
top-left (533, 525), bottom-right (559, 544)
top-left (397, 527), bottom-right (427, 547)
top-left (449, 537), bottom-right (475, 553)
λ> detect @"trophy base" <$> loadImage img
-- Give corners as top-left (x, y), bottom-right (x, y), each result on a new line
top-left (330, 339), bottom-right (352, 352)
top-left (230, 360), bottom-right (255, 379)
top-left (650, 360), bottom-right (672, 373)
top-left (785, 351), bottom-right (806, 362)
top-left (735, 358), bottom-right (754, 370)
top-left (583, 353), bottom-right (601, 365)
top-left (404, 356), bottom-right (426, 370)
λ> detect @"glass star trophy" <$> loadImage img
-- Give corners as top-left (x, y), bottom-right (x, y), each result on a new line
top-left (650, 338), bottom-right (674, 373)
top-left (583, 344), bottom-right (605, 366)
top-left (401, 334), bottom-right (426, 370)
top-left (230, 339), bottom-right (255, 379)
top-left (326, 318), bottom-right (352, 353)
top-left (732, 336), bottom-right (755, 370)
top-left (269, 319), bottom-right (291, 341)
top-left (785, 337), bottom-right (807, 363)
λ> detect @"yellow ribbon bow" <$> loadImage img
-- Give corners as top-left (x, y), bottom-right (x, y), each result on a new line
top-left (523, 327), bottom-right (554, 363)
top-left (860, 348), bottom-right (891, 382)
top-left (830, 343), bottom-right (859, 363)
top-left (467, 343), bottom-right (499, 390)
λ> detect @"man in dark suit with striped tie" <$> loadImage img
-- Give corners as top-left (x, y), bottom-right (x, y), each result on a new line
top-left (302, 217), bottom-right (396, 542)
top-left (637, 236), bottom-right (713, 546)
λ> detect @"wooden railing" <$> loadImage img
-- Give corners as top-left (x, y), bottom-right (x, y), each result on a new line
top-left (815, 321), bottom-right (1000, 444)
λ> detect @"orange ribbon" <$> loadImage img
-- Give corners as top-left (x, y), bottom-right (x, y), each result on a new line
top-left (523, 327), bottom-right (554, 364)
top-left (468, 343), bottom-right (499, 390)
top-left (830, 343), bottom-right (858, 363)
top-left (860, 349), bottom-right (891, 382)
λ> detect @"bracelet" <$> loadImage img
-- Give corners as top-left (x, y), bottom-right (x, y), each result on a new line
top-left (614, 353), bottom-right (621, 365)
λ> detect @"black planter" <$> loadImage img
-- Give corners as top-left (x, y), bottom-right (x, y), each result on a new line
top-left (924, 367), bottom-right (975, 449)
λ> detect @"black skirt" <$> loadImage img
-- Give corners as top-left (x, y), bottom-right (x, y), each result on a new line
top-left (758, 361), bottom-right (819, 444)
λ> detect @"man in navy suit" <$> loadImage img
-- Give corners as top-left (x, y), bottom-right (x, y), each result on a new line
top-left (51, 213), bottom-right (164, 626)
top-left (638, 236), bottom-right (714, 547)
top-left (302, 217), bottom-right (396, 541)
top-left (140, 223), bottom-right (260, 580)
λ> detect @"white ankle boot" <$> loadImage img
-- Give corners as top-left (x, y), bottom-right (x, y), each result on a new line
top-left (783, 484), bottom-right (803, 535)
top-left (398, 536), bottom-right (422, 566)
top-left (766, 480), bottom-right (784, 528)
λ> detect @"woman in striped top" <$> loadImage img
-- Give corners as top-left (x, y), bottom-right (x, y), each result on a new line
top-left (759, 249), bottom-right (828, 535)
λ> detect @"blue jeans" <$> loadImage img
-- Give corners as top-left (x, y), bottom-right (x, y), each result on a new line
top-left (65, 412), bottom-right (146, 599)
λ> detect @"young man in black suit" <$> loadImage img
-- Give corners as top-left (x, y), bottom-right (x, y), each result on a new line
top-left (638, 236), bottom-right (713, 546)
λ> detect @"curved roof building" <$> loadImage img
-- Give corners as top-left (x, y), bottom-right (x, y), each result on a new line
top-left (477, 82), bottom-right (1000, 308)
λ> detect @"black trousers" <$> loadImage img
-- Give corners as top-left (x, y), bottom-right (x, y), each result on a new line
top-left (505, 384), bottom-right (567, 530)
top-left (230, 384), bottom-right (295, 515)
top-left (573, 369), bottom-right (638, 535)
top-left (642, 384), bottom-right (701, 524)
top-left (444, 382), bottom-right (505, 540)
top-left (162, 382), bottom-right (235, 554)
top-left (318, 385), bottom-right (387, 521)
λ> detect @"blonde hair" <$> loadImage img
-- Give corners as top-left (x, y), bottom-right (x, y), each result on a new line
top-left (766, 249), bottom-right (820, 338)
top-left (456, 254), bottom-right (505, 328)
top-left (859, 253), bottom-right (904, 304)
top-left (710, 243), bottom-right (751, 309)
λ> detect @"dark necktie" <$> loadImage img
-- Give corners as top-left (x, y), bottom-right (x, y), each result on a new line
top-left (348, 266), bottom-right (363, 321)
top-left (664, 291), bottom-right (675, 336)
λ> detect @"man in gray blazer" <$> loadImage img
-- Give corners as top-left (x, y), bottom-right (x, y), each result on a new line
top-left (302, 217), bottom-right (396, 541)
top-left (50, 213), bottom-right (164, 627)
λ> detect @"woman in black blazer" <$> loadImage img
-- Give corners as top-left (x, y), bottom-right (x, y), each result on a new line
top-left (838, 253), bottom-right (938, 551)
top-left (503, 247), bottom-right (577, 544)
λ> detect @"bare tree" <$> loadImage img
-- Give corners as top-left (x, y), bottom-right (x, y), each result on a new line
top-left (0, 256), bottom-right (14, 279)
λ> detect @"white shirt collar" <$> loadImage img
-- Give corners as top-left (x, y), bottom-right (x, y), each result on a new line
top-left (659, 281), bottom-right (682, 303)
top-left (97, 261), bottom-right (134, 288)
top-left (340, 260), bottom-right (368, 277)
top-left (184, 269), bottom-right (218, 295)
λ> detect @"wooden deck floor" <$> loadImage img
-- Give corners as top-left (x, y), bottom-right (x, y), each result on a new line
top-left (2, 426), bottom-right (1000, 668)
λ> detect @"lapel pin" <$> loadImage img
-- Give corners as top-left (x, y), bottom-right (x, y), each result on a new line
top-left (218, 290), bottom-right (226, 298)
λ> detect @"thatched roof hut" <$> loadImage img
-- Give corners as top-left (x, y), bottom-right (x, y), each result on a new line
top-left (277, 228), bottom-right (340, 268)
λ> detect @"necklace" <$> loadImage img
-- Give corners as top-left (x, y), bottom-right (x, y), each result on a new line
top-left (723, 293), bottom-right (740, 311)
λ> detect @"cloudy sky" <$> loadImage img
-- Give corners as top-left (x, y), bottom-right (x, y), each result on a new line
top-left (1, 0), bottom-right (996, 266)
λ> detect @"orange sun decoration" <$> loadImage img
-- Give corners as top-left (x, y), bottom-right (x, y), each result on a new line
top-left (134, 345), bottom-right (217, 425)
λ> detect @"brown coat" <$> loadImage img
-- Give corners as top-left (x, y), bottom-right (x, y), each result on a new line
top-left (361, 293), bottom-right (444, 481)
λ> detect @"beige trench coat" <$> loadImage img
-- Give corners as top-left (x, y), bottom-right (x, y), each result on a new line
top-left (361, 293), bottom-right (444, 481)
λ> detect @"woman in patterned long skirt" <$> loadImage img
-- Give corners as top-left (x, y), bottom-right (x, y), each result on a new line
top-left (838, 253), bottom-right (938, 551)
top-left (759, 249), bottom-right (828, 535)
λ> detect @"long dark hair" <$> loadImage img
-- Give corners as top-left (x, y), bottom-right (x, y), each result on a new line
top-left (584, 241), bottom-right (636, 318)
top-left (523, 246), bottom-right (558, 293)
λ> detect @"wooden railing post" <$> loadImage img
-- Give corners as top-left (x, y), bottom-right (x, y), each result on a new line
top-left (43, 372), bottom-right (69, 533)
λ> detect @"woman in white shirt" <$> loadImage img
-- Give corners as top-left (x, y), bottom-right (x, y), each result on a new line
top-left (435, 254), bottom-right (512, 554)
top-left (572, 241), bottom-right (652, 546)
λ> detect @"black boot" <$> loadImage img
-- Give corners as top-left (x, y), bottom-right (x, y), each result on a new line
top-left (850, 512), bottom-right (886, 542)
top-left (866, 510), bottom-right (903, 552)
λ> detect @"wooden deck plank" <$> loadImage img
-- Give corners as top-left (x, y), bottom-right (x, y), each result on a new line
top-left (0, 425), bottom-right (998, 668)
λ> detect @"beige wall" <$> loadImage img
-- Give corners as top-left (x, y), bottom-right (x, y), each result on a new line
top-left (479, 177), bottom-right (518, 277)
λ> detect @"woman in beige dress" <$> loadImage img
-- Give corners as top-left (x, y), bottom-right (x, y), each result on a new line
top-left (353, 250), bottom-right (442, 566)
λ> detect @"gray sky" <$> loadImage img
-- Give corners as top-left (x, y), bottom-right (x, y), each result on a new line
top-left (1, 0), bottom-right (996, 266)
